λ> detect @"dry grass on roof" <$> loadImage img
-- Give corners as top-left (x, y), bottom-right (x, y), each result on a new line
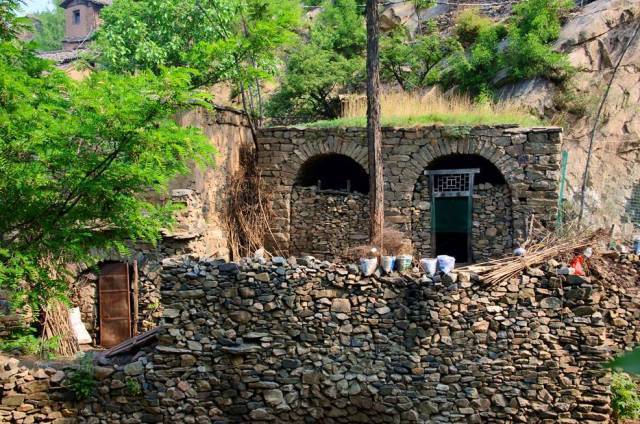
top-left (305, 90), bottom-right (543, 129)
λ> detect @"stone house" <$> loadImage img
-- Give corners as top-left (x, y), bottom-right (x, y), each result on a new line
top-left (258, 125), bottom-right (562, 262)
top-left (59, 0), bottom-right (110, 50)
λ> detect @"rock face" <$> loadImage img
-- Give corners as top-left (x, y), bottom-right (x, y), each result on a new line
top-left (501, 0), bottom-right (640, 234)
top-left (11, 255), bottom-right (632, 423)
top-left (258, 125), bottom-right (563, 260)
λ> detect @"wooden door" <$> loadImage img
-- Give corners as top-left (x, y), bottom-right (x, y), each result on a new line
top-left (99, 263), bottom-right (131, 348)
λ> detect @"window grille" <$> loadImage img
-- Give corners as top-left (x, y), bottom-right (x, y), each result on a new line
top-left (425, 168), bottom-right (479, 198)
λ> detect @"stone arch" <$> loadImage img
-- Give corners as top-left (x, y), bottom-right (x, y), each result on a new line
top-left (388, 137), bottom-right (524, 193)
top-left (288, 144), bottom-right (371, 259)
top-left (279, 136), bottom-right (369, 188)
top-left (410, 150), bottom-right (518, 262)
top-left (295, 153), bottom-right (370, 193)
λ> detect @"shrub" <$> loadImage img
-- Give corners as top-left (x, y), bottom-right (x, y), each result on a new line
top-left (67, 354), bottom-right (97, 400)
top-left (0, 328), bottom-right (59, 359)
top-left (454, 8), bottom-right (497, 47)
top-left (611, 372), bottom-right (640, 419)
top-left (504, 0), bottom-right (574, 81)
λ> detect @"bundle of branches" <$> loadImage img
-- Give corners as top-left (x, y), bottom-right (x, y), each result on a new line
top-left (42, 300), bottom-right (79, 357)
top-left (223, 145), bottom-right (278, 259)
top-left (458, 226), bottom-right (607, 286)
top-left (346, 227), bottom-right (412, 260)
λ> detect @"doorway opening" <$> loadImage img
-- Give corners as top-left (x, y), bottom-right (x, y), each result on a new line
top-left (426, 155), bottom-right (506, 263)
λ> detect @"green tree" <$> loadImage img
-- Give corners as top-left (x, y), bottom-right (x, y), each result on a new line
top-left (96, 0), bottom-right (300, 120)
top-left (0, 32), bottom-right (215, 312)
top-left (267, 0), bottom-right (365, 120)
top-left (381, 23), bottom-right (462, 91)
top-left (31, 4), bottom-right (65, 52)
top-left (1, 0), bottom-right (29, 40)
top-left (504, 0), bottom-right (572, 80)
top-left (267, 42), bottom-right (362, 119)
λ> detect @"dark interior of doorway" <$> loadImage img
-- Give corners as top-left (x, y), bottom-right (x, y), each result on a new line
top-left (434, 197), bottom-right (470, 262)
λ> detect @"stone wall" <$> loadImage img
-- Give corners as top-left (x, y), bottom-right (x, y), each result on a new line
top-left (472, 183), bottom-right (514, 260)
top-left (8, 255), bottom-right (632, 423)
top-left (290, 187), bottom-right (369, 259)
top-left (258, 125), bottom-right (562, 261)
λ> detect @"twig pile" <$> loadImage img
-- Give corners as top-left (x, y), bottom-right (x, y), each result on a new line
top-left (223, 146), bottom-right (279, 259)
top-left (458, 225), bottom-right (607, 286)
top-left (42, 300), bottom-right (79, 357)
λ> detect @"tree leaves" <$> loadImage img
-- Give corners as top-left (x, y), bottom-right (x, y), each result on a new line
top-left (0, 35), bottom-right (215, 311)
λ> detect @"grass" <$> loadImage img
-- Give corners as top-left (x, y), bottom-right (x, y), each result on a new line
top-left (304, 90), bottom-right (543, 128)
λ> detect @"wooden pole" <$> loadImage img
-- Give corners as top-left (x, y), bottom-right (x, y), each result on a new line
top-left (132, 259), bottom-right (139, 336)
top-left (366, 0), bottom-right (384, 248)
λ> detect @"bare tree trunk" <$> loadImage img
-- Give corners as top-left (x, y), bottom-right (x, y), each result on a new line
top-left (366, 0), bottom-right (384, 247)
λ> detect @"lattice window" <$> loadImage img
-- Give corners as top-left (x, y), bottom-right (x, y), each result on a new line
top-left (433, 173), bottom-right (471, 194)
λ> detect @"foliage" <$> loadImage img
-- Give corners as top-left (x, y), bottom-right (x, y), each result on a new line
top-left (380, 22), bottom-right (462, 91)
top-left (611, 372), bottom-right (640, 419)
top-left (267, 42), bottom-right (362, 120)
top-left (125, 377), bottom-right (142, 396)
top-left (267, 0), bottom-right (364, 121)
top-left (0, 32), bottom-right (215, 312)
top-left (0, 328), bottom-right (59, 359)
top-left (413, 0), bottom-right (435, 10)
top-left (96, 0), bottom-right (301, 117)
top-left (31, 4), bottom-right (65, 52)
top-left (447, 21), bottom-right (507, 96)
top-left (454, 8), bottom-right (495, 47)
top-left (67, 353), bottom-right (97, 400)
top-left (0, 0), bottom-right (29, 40)
top-left (504, 0), bottom-right (573, 80)
top-left (445, 0), bottom-right (572, 96)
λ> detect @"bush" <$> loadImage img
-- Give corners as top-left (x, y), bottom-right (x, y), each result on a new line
top-left (612, 372), bottom-right (640, 419)
top-left (0, 328), bottom-right (59, 359)
top-left (454, 8), bottom-right (497, 47)
top-left (504, 0), bottom-right (574, 81)
top-left (67, 354), bottom-right (97, 400)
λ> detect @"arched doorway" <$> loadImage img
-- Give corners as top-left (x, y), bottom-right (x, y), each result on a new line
top-left (412, 154), bottom-right (513, 263)
top-left (291, 154), bottom-right (369, 258)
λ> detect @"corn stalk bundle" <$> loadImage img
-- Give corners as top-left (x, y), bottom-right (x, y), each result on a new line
top-left (42, 300), bottom-right (79, 357)
top-left (223, 146), bottom-right (279, 259)
top-left (458, 226), bottom-right (607, 287)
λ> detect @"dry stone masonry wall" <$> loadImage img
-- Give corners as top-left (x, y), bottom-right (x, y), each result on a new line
top-left (258, 125), bottom-right (562, 261)
top-left (290, 187), bottom-right (369, 259)
top-left (10, 255), bottom-right (633, 424)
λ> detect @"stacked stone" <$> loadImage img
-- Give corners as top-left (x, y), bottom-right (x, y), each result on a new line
top-left (472, 183), bottom-right (514, 261)
top-left (290, 186), bottom-right (369, 259)
top-left (258, 125), bottom-right (562, 259)
top-left (0, 356), bottom-right (72, 424)
top-left (59, 255), bottom-right (640, 423)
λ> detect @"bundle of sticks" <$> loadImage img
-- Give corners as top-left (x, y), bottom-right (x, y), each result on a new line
top-left (42, 300), bottom-right (79, 357)
top-left (458, 218), bottom-right (607, 286)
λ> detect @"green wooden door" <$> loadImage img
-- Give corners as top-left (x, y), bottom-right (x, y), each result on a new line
top-left (433, 196), bottom-right (471, 263)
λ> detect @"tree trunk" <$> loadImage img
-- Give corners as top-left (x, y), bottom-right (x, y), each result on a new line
top-left (366, 0), bottom-right (384, 247)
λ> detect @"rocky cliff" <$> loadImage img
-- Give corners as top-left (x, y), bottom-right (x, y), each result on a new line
top-left (500, 0), bottom-right (640, 233)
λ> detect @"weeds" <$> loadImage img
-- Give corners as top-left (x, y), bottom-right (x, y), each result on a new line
top-left (125, 377), bottom-right (142, 396)
top-left (0, 328), bottom-right (59, 359)
top-left (611, 372), bottom-right (640, 419)
top-left (67, 353), bottom-right (97, 400)
top-left (312, 91), bottom-right (541, 128)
